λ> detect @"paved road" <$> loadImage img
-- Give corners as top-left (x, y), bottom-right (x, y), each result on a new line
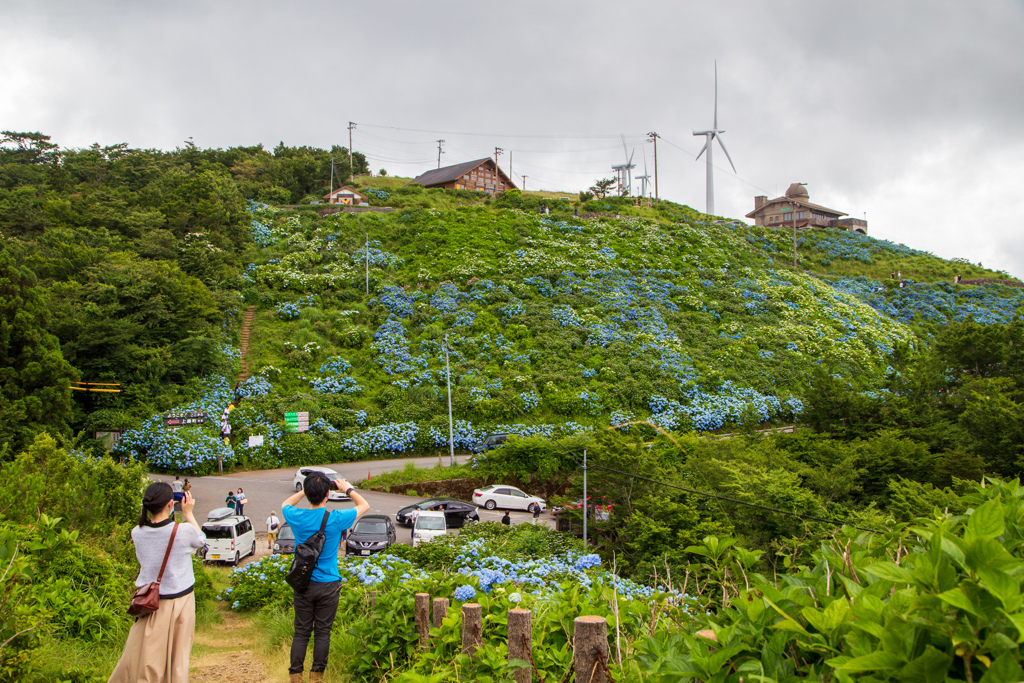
top-left (149, 455), bottom-right (551, 558)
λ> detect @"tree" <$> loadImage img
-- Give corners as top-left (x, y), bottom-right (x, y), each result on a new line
top-left (378, 169), bottom-right (387, 177)
top-left (0, 249), bottom-right (77, 453)
top-left (589, 178), bottom-right (615, 199)
top-left (578, 191), bottom-right (594, 203)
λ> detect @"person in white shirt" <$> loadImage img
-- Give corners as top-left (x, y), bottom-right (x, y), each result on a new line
top-left (408, 507), bottom-right (419, 538)
top-left (267, 511), bottom-right (280, 549)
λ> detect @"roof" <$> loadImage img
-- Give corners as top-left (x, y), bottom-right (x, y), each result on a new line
top-left (322, 185), bottom-right (367, 200)
top-left (410, 158), bottom-right (493, 187)
top-left (746, 195), bottom-right (847, 219)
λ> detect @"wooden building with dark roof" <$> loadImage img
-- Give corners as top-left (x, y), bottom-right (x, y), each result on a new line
top-left (409, 158), bottom-right (516, 195)
top-left (746, 183), bottom-right (867, 234)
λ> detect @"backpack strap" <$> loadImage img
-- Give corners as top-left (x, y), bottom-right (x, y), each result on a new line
top-left (318, 509), bottom-right (330, 532)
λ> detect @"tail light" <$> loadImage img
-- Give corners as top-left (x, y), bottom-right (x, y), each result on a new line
top-left (473, 492), bottom-right (482, 497)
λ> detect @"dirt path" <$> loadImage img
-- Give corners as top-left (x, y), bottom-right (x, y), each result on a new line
top-left (190, 606), bottom-right (272, 682)
top-left (237, 305), bottom-right (257, 385)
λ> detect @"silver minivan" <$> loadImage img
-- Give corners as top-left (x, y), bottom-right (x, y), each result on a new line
top-left (201, 507), bottom-right (257, 565)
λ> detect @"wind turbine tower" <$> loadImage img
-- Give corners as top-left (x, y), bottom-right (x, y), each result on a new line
top-left (636, 146), bottom-right (652, 198)
top-left (611, 135), bottom-right (636, 196)
top-left (693, 60), bottom-right (736, 215)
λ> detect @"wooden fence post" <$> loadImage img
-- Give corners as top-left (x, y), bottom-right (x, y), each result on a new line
top-left (574, 615), bottom-right (609, 683)
top-left (462, 603), bottom-right (482, 656)
top-left (432, 597), bottom-right (449, 628)
top-left (507, 608), bottom-right (532, 683)
top-left (415, 593), bottom-right (430, 649)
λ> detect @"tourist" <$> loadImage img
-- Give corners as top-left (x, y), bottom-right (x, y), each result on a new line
top-left (225, 490), bottom-right (236, 511)
top-left (171, 475), bottom-right (184, 511)
top-left (501, 511), bottom-right (511, 526)
top-left (282, 472), bottom-right (368, 682)
top-left (108, 483), bottom-right (206, 683)
top-left (267, 510), bottom-right (280, 550)
top-left (234, 488), bottom-right (246, 516)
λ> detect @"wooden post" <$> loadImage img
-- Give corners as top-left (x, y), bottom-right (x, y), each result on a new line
top-left (574, 615), bottom-right (609, 683)
top-left (432, 597), bottom-right (449, 628)
top-left (507, 608), bottom-right (532, 683)
top-left (462, 603), bottom-right (482, 656)
top-left (415, 593), bottom-right (430, 649)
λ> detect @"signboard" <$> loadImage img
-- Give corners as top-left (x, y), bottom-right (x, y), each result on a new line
top-left (165, 412), bottom-right (209, 429)
top-left (248, 435), bottom-right (264, 447)
top-left (285, 411), bottom-right (310, 433)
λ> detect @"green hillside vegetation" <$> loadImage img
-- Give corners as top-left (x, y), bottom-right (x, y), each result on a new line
top-left (5, 133), bottom-right (1024, 681)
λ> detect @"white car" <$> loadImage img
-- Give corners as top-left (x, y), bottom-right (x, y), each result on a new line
top-left (412, 510), bottom-right (447, 547)
top-left (293, 466), bottom-right (349, 501)
top-left (200, 508), bottom-right (256, 566)
top-left (472, 485), bottom-right (546, 513)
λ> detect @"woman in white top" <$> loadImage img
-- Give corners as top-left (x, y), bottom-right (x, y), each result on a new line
top-left (109, 482), bottom-right (207, 683)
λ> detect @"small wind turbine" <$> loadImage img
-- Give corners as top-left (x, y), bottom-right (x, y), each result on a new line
top-left (636, 146), bottom-right (652, 198)
top-left (611, 135), bottom-right (636, 196)
top-left (693, 60), bottom-right (736, 215)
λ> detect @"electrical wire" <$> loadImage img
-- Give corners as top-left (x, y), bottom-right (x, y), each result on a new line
top-left (359, 122), bottom-right (645, 140)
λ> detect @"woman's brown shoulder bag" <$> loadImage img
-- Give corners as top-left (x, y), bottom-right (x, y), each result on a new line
top-left (127, 523), bottom-right (178, 617)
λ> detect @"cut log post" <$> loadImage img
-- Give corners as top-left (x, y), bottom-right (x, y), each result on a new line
top-left (507, 608), bottom-right (532, 683)
top-left (415, 593), bottom-right (430, 649)
top-left (432, 597), bottom-right (449, 628)
top-left (574, 615), bottom-right (609, 683)
top-left (462, 603), bottom-right (482, 656)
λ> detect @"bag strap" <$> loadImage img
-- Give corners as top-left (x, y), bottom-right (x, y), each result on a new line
top-left (318, 509), bottom-right (330, 533)
top-left (155, 523), bottom-right (179, 585)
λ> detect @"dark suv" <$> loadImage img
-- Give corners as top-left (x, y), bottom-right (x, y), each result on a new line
top-left (470, 433), bottom-right (519, 454)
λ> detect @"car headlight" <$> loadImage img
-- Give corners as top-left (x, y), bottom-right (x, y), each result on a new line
top-left (273, 543), bottom-right (280, 550)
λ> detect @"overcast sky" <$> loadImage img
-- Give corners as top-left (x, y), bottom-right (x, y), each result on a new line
top-left (3, 0), bottom-right (1022, 277)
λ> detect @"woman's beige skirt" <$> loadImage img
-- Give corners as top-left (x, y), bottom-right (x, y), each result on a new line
top-left (108, 592), bottom-right (196, 683)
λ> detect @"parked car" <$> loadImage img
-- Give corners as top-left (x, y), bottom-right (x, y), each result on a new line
top-left (550, 497), bottom-right (613, 522)
top-left (412, 511), bottom-right (447, 548)
top-left (345, 515), bottom-right (397, 556)
top-left (272, 523), bottom-right (295, 555)
top-left (293, 466), bottom-right (349, 501)
top-left (200, 507), bottom-right (256, 565)
top-left (396, 498), bottom-right (480, 528)
top-left (472, 485), bottom-right (546, 512)
top-left (470, 433), bottom-right (520, 454)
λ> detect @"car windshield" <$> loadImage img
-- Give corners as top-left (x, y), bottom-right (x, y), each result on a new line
top-left (416, 517), bottom-right (446, 531)
top-left (303, 470), bottom-right (338, 479)
top-left (279, 526), bottom-right (294, 539)
top-left (202, 526), bottom-right (233, 539)
top-left (353, 521), bottom-right (387, 534)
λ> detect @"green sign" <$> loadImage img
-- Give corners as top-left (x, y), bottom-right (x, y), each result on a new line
top-left (284, 411), bottom-right (309, 433)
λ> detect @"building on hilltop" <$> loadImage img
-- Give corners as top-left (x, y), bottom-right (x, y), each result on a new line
top-left (409, 158), bottom-right (516, 195)
top-left (323, 186), bottom-right (369, 206)
top-left (746, 183), bottom-right (867, 234)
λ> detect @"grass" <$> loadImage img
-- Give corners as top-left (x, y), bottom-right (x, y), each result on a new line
top-left (364, 461), bottom-right (474, 490)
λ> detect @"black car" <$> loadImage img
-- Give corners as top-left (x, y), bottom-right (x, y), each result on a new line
top-left (396, 498), bottom-right (480, 528)
top-left (272, 524), bottom-right (295, 555)
top-left (470, 433), bottom-right (519, 454)
top-left (345, 515), bottom-right (397, 556)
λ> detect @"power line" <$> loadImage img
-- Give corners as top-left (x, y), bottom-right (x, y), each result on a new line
top-left (358, 122), bottom-right (645, 140)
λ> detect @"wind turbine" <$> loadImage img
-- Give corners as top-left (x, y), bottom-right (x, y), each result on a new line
top-left (693, 60), bottom-right (736, 216)
top-left (636, 146), bottom-right (652, 198)
top-left (611, 135), bottom-right (636, 196)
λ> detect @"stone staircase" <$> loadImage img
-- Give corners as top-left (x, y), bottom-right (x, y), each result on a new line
top-left (237, 306), bottom-right (256, 385)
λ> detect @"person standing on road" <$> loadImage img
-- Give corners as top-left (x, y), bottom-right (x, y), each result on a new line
top-left (267, 511), bottom-right (280, 550)
top-left (171, 476), bottom-right (184, 512)
top-left (108, 483), bottom-right (206, 683)
top-left (282, 472), bottom-right (368, 683)
top-left (408, 506), bottom-right (420, 539)
top-left (501, 511), bottom-right (511, 526)
top-left (225, 490), bottom-right (236, 511)
top-left (235, 487), bottom-right (246, 516)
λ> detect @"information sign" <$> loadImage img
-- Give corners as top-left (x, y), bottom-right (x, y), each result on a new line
top-left (284, 411), bottom-right (310, 433)
top-left (165, 412), bottom-right (209, 429)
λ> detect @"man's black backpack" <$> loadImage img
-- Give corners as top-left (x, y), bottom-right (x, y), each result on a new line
top-left (285, 510), bottom-right (330, 592)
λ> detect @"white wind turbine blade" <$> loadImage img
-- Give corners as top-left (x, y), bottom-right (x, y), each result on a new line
top-left (628, 148), bottom-right (635, 166)
top-left (713, 59), bottom-right (719, 130)
top-left (695, 139), bottom-right (708, 161)
top-left (715, 134), bottom-right (737, 173)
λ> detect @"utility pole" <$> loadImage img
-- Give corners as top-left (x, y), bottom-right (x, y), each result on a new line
top-left (494, 147), bottom-right (503, 192)
top-left (329, 158), bottom-right (335, 202)
top-left (582, 449), bottom-right (588, 548)
top-left (509, 150), bottom-right (512, 184)
top-left (444, 335), bottom-right (455, 467)
top-left (789, 183), bottom-right (806, 269)
top-left (347, 121), bottom-right (356, 180)
top-left (521, 175), bottom-right (527, 191)
top-left (436, 139), bottom-right (445, 168)
top-left (365, 232), bottom-right (369, 294)
top-left (647, 131), bottom-right (660, 200)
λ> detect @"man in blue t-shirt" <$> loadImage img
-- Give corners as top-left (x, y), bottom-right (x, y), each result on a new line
top-left (282, 472), bottom-right (369, 683)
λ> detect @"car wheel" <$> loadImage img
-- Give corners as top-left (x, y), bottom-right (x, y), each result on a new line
top-left (232, 551), bottom-right (240, 566)
top-left (484, 500), bottom-right (496, 511)
top-left (528, 503), bottom-right (537, 513)
top-left (295, 482), bottom-right (303, 492)
top-left (250, 541), bottom-right (256, 558)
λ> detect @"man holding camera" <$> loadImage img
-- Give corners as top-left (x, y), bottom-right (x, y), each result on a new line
top-left (282, 473), bottom-right (369, 683)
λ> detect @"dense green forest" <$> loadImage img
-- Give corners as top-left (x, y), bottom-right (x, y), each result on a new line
top-left (3, 131), bottom-right (1024, 681)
